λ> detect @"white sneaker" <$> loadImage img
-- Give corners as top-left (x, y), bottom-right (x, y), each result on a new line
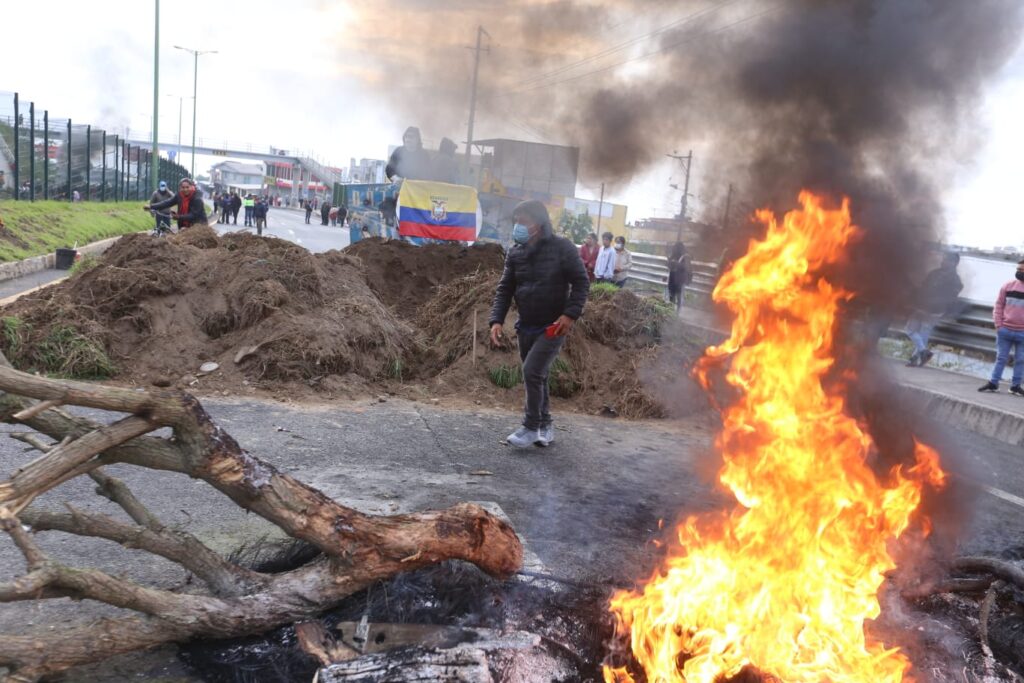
top-left (506, 426), bottom-right (540, 448)
top-left (535, 424), bottom-right (554, 447)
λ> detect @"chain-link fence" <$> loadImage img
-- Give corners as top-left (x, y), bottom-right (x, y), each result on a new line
top-left (0, 91), bottom-right (190, 202)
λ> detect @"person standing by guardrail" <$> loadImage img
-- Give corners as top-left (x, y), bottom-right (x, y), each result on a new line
top-left (579, 233), bottom-right (599, 281)
top-left (905, 252), bottom-right (963, 367)
top-left (667, 241), bottom-right (692, 311)
top-left (612, 236), bottom-right (632, 288)
top-left (594, 232), bottom-right (616, 283)
top-left (978, 258), bottom-right (1024, 396)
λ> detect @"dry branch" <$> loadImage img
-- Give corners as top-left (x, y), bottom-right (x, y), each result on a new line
top-left (954, 556), bottom-right (1024, 590)
top-left (0, 357), bottom-right (523, 681)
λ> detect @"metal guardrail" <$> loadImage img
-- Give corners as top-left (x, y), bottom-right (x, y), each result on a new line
top-left (629, 251), bottom-right (720, 299)
top-left (917, 301), bottom-right (997, 358)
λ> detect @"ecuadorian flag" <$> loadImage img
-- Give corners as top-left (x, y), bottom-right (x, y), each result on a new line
top-left (397, 180), bottom-right (479, 242)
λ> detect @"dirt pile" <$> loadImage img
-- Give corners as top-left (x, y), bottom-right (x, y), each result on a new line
top-left (346, 237), bottom-right (504, 318)
top-left (0, 232), bottom-right (700, 418)
top-left (413, 273), bottom-right (699, 419)
top-left (1, 227), bottom-right (413, 390)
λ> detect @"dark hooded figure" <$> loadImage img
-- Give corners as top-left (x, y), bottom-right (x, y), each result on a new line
top-left (430, 137), bottom-right (460, 184)
top-left (385, 126), bottom-right (430, 181)
top-left (488, 199), bottom-right (590, 450)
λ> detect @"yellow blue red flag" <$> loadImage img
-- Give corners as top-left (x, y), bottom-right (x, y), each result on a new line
top-left (397, 180), bottom-right (479, 241)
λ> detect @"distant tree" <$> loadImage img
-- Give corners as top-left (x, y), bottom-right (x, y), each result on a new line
top-left (557, 209), bottom-right (593, 244)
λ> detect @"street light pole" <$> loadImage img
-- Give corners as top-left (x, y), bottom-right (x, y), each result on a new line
top-left (152, 0), bottom-right (159, 193)
top-left (174, 45), bottom-right (217, 179)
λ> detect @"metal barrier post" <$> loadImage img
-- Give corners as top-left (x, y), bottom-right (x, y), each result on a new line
top-left (66, 119), bottom-right (72, 201)
top-left (29, 102), bottom-right (35, 201)
top-left (112, 135), bottom-right (119, 202)
top-left (101, 131), bottom-right (107, 201)
top-left (12, 93), bottom-right (18, 200)
top-left (136, 147), bottom-right (142, 200)
top-left (43, 110), bottom-right (49, 199)
top-left (85, 125), bottom-right (91, 201)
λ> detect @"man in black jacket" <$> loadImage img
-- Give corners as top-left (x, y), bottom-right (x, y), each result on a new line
top-left (144, 178), bottom-right (208, 230)
top-left (489, 199), bottom-right (590, 448)
top-left (229, 192), bottom-right (242, 225)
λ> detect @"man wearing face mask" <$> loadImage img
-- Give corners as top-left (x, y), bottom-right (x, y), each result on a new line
top-left (489, 200), bottom-right (590, 448)
top-left (979, 258), bottom-right (1024, 396)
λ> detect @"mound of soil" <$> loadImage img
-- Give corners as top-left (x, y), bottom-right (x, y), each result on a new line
top-left (346, 237), bottom-right (505, 318)
top-left (0, 231), bottom-right (702, 418)
top-left (2, 228), bottom-right (413, 391)
top-left (409, 270), bottom-right (701, 419)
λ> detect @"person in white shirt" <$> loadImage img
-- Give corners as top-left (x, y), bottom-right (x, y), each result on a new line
top-left (613, 236), bottom-right (632, 288)
top-left (594, 232), bottom-right (617, 282)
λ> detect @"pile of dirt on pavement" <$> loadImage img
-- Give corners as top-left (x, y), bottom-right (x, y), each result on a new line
top-left (410, 271), bottom-right (699, 419)
top-left (345, 237), bottom-right (505, 318)
top-left (0, 227), bottom-right (414, 391)
top-left (0, 231), bottom-right (701, 418)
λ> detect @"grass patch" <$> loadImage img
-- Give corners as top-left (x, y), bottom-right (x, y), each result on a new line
top-left (488, 363), bottom-right (523, 389)
top-left (548, 357), bottom-right (580, 398)
top-left (639, 296), bottom-right (676, 337)
top-left (0, 200), bottom-right (149, 261)
top-left (69, 253), bottom-right (100, 275)
top-left (35, 326), bottom-right (115, 379)
top-left (385, 357), bottom-right (405, 381)
top-left (0, 316), bottom-right (25, 356)
top-left (589, 281), bottom-right (620, 300)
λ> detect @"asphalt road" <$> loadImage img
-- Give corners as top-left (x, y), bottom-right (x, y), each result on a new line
top-left (0, 397), bottom-right (1021, 681)
top-left (210, 206), bottom-right (351, 253)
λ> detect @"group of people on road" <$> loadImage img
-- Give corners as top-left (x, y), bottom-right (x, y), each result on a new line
top-left (208, 191), bottom-right (274, 234)
top-left (576, 232), bottom-right (692, 308)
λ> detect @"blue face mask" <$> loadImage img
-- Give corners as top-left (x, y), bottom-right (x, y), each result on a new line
top-left (511, 223), bottom-right (530, 245)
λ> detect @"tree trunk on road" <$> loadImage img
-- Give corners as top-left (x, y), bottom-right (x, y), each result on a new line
top-left (0, 358), bottom-right (522, 682)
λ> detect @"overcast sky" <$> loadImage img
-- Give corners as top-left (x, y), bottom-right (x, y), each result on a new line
top-left (5, 0), bottom-right (1022, 249)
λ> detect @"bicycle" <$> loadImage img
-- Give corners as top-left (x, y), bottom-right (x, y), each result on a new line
top-left (152, 211), bottom-right (174, 237)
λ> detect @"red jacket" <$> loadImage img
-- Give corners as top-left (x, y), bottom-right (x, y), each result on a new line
top-left (579, 243), bottom-right (599, 275)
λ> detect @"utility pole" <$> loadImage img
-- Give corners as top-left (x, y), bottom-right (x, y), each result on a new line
top-left (174, 45), bottom-right (217, 179)
top-left (152, 0), bottom-right (160, 192)
top-left (722, 182), bottom-right (734, 231)
top-left (596, 182), bottom-right (605, 234)
top-left (667, 149), bottom-right (693, 241)
top-left (464, 25), bottom-right (490, 163)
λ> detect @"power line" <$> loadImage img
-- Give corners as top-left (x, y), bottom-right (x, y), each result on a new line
top-left (511, 0), bottom-right (747, 90)
top-left (499, 3), bottom-right (788, 98)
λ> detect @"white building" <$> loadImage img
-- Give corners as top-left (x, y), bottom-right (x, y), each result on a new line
top-left (209, 161), bottom-right (266, 194)
top-left (347, 158), bottom-right (387, 184)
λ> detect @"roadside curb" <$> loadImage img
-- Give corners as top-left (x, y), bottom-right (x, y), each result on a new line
top-left (675, 312), bottom-right (1024, 449)
top-left (0, 235), bottom-right (127, 284)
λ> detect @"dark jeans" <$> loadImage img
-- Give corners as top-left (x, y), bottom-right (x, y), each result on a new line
top-left (232, 208), bottom-right (240, 224)
top-left (518, 328), bottom-right (564, 430)
top-left (991, 327), bottom-right (1024, 387)
top-left (244, 206), bottom-right (253, 226)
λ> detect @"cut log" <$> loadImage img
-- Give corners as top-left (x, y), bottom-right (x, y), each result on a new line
top-left (319, 648), bottom-right (493, 683)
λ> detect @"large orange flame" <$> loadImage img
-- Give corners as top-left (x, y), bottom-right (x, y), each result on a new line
top-left (604, 191), bottom-right (945, 683)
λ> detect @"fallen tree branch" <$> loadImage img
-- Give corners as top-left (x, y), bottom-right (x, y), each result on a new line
top-left (20, 506), bottom-right (265, 597)
top-left (0, 416), bottom-right (155, 512)
top-left (0, 356), bottom-right (523, 681)
top-left (12, 399), bottom-right (62, 422)
top-left (954, 557), bottom-right (1024, 590)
